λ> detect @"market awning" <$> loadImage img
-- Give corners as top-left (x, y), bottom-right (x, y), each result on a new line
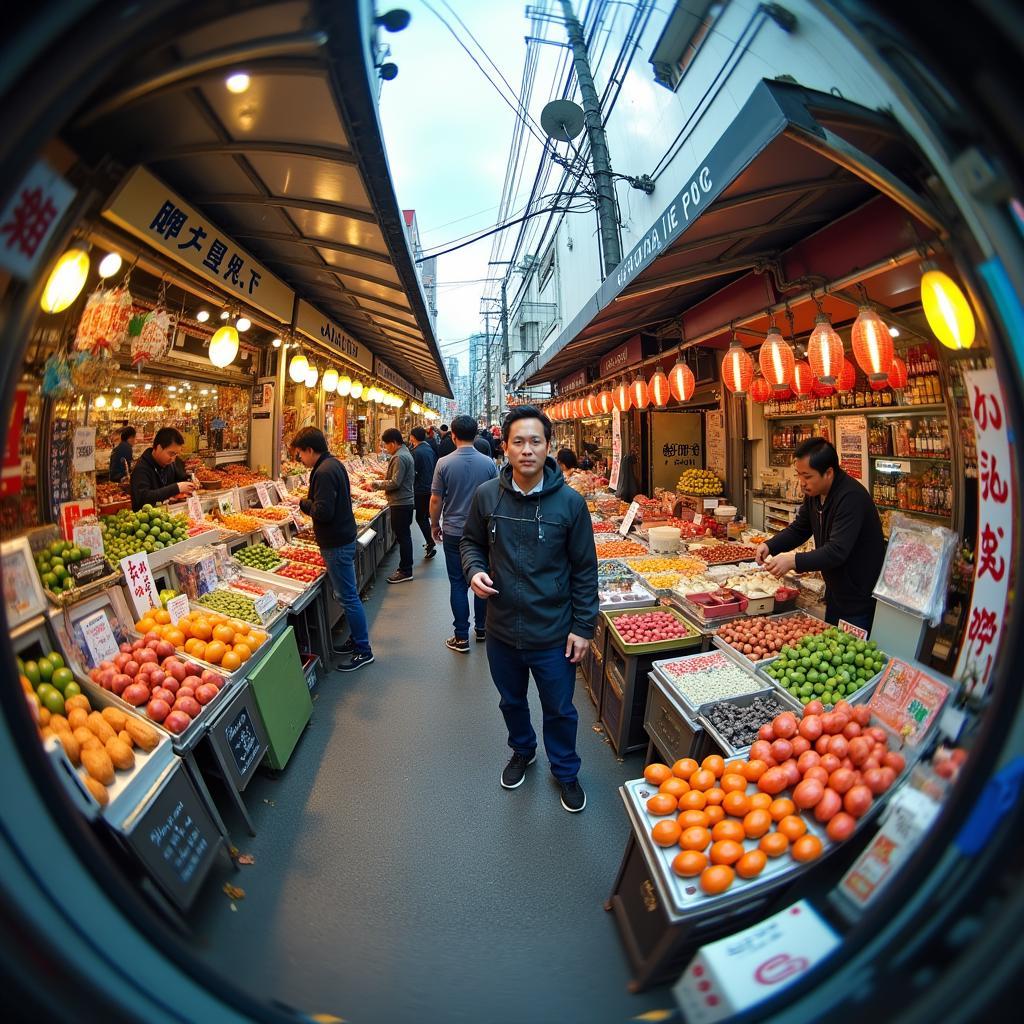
top-left (512, 80), bottom-right (939, 389)
top-left (65, 0), bottom-right (451, 397)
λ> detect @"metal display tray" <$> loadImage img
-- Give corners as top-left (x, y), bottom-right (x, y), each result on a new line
top-left (599, 587), bottom-right (657, 611)
top-left (757, 655), bottom-right (890, 709)
top-left (696, 687), bottom-right (801, 759)
top-left (650, 650), bottom-right (765, 719)
top-left (710, 610), bottom-right (830, 674)
top-left (604, 605), bottom-right (703, 655)
top-left (188, 590), bottom-right (288, 633)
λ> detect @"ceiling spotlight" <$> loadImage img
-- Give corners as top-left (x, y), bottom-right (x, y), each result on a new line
top-left (111, 396), bottom-right (123, 409)
top-left (168, 385), bottom-right (177, 391)
top-left (196, 309), bottom-right (210, 323)
top-left (271, 337), bottom-right (282, 348)
top-left (226, 72), bottom-right (251, 94)
top-left (144, 383), bottom-right (152, 390)
top-left (378, 62), bottom-right (399, 81)
top-left (220, 310), bottom-right (230, 320)
top-left (889, 326), bottom-right (900, 338)
top-left (376, 9), bottom-right (411, 32)
top-left (98, 252), bottom-right (122, 278)
top-left (236, 317), bottom-right (251, 332)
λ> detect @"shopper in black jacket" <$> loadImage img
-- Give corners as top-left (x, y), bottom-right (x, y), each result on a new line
top-left (409, 426), bottom-right (437, 558)
top-left (129, 427), bottom-right (195, 511)
top-left (462, 405), bottom-right (598, 813)
top-left (292, 426), bottom-right (373, 672)
top-left (758, 437), bottom-right (884, 631)
top-left (437, 424), bottom-right (456, 458)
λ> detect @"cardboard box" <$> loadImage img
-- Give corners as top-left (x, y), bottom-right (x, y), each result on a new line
top-left (674, 900), bottom-right (839, 1023)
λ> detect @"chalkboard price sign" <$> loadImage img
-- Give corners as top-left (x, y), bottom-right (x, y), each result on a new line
top-left (125, 762), bottom-right (221, 910)
top-left (208, 681), bottom-right (268, 792)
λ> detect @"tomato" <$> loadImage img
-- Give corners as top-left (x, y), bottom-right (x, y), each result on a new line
top-left (779, 759), bottom-right (801, 788)
top-left (813, 788), bottom-right (843, 822)
top-left (878, 766), bottom-right (897, 790)
top-left (792, 778), bottom-right (824, 809)
top-left (828, 735), bottom-right (849, 759)
top-left (843, 784), bottom-right (873, 818)
top-left (828, 768), bottom-right (856, 795)
top-left (862, 768), bottom-right (887, 795)
top-left (852, 705), bottom-right (872, 726)
top-left (770, 738), bottom-right (793, 763)
top-left (814, 735), bottom-right (832, 755)
top-left (749, 741), bottom-right (773, 764)
top-left (790, 735), bottom-right (811, 757)
top-left (843, 721), bottom-right (862, 740)
top-left (797, 750), bottom-right (821, 774)
top-left (865, 726), bottom-right (888, 744)
top-left (759, 831), bottom-right (790, 857)
top-left (791, 834), bottom-right (824, 862)
top-left (803, 700), bottom-right (825, 717)
top-left (847, 736), bottom-right (872, 766)
top-left (803, 765), bottom-right (829, 785)
top-left (883, 751), bottom-right (906, 774)
top-left (758, 723), bottom-right (775, 742)
top-left (742, 759), bottom-right (768, 782)
top-left (827, 811), bottom-right (857, 842)
top-left (819, 753), bottom-right (841, 775)
top-left (772, 712), bottom-right (797, 739)
top-left (757, 767), bottom-right (789, 795)
top-left (699, 864), bottom-right (735, 894)
top-left (736, 849), bottom-right (768, 879)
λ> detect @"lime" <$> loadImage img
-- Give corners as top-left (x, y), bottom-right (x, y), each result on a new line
top-left (49, 652), bottom-right (65, 669)
top-left (37, 657), bottom-right (54, 682)
top-left (66, 547), bottom-right (82, 562)
top-left (51, 667), bottom-right (73, 693)
top-left (38, 686), bottom-right (65, 716)
top-left (79, 546), bottom-right (91, 558)
top-left (16, 656), bottom-right (25, 675)
top-left (42, 572), bottom-right (58, 590)
top-left (63, 681), bottom-right (81, 699)
top-left (49, 540), bottom-right (64, 555)
top-left (23, 660), bottom-right (40, 686)
top-left (52, 565), bottom-right (68, 582)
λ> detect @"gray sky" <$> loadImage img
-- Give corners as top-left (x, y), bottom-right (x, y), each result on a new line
top-left (378, 0), bottom-right (560, 375)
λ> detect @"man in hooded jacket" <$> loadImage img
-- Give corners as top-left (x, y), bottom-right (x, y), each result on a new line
top-left (461, 405), bottom-right (598, 813)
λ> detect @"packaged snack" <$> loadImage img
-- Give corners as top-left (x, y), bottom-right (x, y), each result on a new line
top-left (873, 514), bottom-right (957, 625)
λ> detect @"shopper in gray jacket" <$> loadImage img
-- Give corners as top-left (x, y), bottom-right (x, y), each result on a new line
top-left (375, 427), bottom-right (416, 583)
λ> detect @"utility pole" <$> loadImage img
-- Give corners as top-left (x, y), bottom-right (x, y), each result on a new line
top-left (484, 312), bottom-right (492, 427)
top-left (559, 0), bottom-right (621, 277)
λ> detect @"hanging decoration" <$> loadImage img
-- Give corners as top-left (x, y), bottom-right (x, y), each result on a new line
top-left (887, 356), bottom-right (908, 390)
top-left (792, 360), bottom-right (814, 396)
top-left (75, 281), bottom-right (132, 356)
top-left (337, 375), bottom-right (352, 397)
top-left (585, 392), bottom-right (599, 417)
top-left (289, 352), bottom-right (309, 383)
top-left (350, 380), bottom-right (364, 399)
top-left (598, 389), bottom-right (614, 415)
top-left (835, 358), bottom-right (857, 393)
top-left (759, 325), bottom-right (795, 391)
top-left (134, 281), bottom-right (174, 367)
top-left (812, 380), bottom-right (835, 398)
top-left (749, 376), bottom-right (772, 403)
top-left (807, 309), bottom-right (844, 384)
top-left (208, 324), bottom-right (239, 369)
top-left (870, 377), bottom-right (890, 391)
top-left (322, 368), bottom-right (340, 393)
top-left (42, 351), bottom-right (74, 398)
top-left (722, 337), bottom-right (754, 396)
top-left (668, 356), bottom-right (695, 403)
top-left (631, 371), bottom-right (650, 410)
top-left (613, 377), bottom-right (633, 413)
top-left (649, 368), bottom-right (671, 408)
top-left (920, 267), bottom-right (975, 350)
top-left (851, 301), bottom-right (894, 381)
top-left (305, 364), bottom-right (319, 388)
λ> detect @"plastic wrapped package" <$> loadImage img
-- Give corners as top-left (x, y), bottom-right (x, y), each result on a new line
top-left (873, 514), bottom-right (957, 625)
top-left (172, 546), bottom-right (220, 601)
top-left (73, 284), bottom-right (132, 354)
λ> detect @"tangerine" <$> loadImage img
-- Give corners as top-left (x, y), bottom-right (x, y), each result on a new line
top-left (677, 790), bottom-right (707, 812)
top-left (688, 769), bottom-right (716, 792)
top-left (232, 643), bottom-right (253, 663)
top-left (677, 809), bottom-right (710, 829)
top-left (659, 777), bottom-right (690, 799)
top-left (672, 850), bottom-right (708, 877)
top-left (701, 754), bottom-right (725, 778)
top-left (184, 638), bottom-right (202, 656)
top-left (759, 831), bottom-right (790, 858)
top-left (720, 773), bottom-right (747, 794)
top-left (709, 839), bottom-right (744, 866)
top-left (704, 805), bottom-right (725, 825)
top-left (722, 791), bottom-right (752, 818)
top-left (248, 631), bottom-right (267, 649)
top-left (643, 763), bottom-right (673, 786)
top-left (749, 792), bottom-right (773, 810)
top-left (204, 641), bottom-right (226, 665)
top-left (742, 808), bottom-right (772, 839)
top-left (229, 619), bottom-right (250, 636)
top-left (704, 787), bottom-right (725, 806)
top-left (777, 815), bottom-right (807, 841)
top-left (177, 620), bottom-right (193, 640)
top-left (190, 640), bottom-right (207, 661)
top-left (164, 628), bottom-right (185, 648)
top-left (711, 819), bottom-right (745, 843)
top-left (769, 797), bottom-right (796, 822)
top-left (679, 826), bottom-right (712, 852)
top-left (153, 609), bottom-right (171, 625)
top-left (651, 820), bottom-right (682, 847)
top-left (213, 624), bottom-right (235, 644)
top-left (191, 620), bottom-right (213, 642)
top-left (221, 651), bottom-right (242, 672)
top-left (742, 759), bottom-right (769, 782)
top-left (791, 834), bottom-right (823, 862)
top-left (699, 864), bottom-right (735, 895)
top-left (135, 617), bottom-right (156, 634)
top-left (647, 793), bottom-right (678, 816)
top-left (672, 757), bottom-right (698, 780)
top-left (724, 760), bottom-right (746, 776)
top-left (735, 849), bottom-right (768, 879)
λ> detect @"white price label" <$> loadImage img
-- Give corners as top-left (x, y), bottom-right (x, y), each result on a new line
top-left (693, 513), bottom-right (703, 526)
top-left (262, 525), bottom-right (285, 549)
top-left (73, 521), bottom-right (104, 557)
top-left (187, 495), bottom-right (204, 522)
top-left (119, 552), bottom-right (159, 617)
top-left (80, 610), bottom-right (119, 667)
top-left (703, 498), bottom-right (720, 510)
top-left (166, 594), bottom-right (191, 625)
top-left (255, 483), bottom-right (273, 508)
top-left (618, 500), bottom-right (641, 537)
top-left (838, 618), bottom-right (869, 640)
top-left (254, 591), bottom-right (277, 624)
top-left (274, 480), bottom-right (289, 502)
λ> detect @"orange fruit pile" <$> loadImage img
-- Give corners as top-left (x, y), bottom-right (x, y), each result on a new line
top-left (135, 605), bottom-right (268, 670)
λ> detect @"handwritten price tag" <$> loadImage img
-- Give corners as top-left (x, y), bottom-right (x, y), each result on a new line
top-left (618, 501), bottom-right (641, 537)
top-left (262, 525), bottom-right (285, 549)
top-left (838, 619), bottom-right (868, 640)
top-left (217, 491), bottom-right (237, 516)
top-left (167, 593), bottom-right (191, 625)
top-left (254, 592), bottom-right (277, 624)
top-left (80, 610), bottom-right (119, 667)
top-left (693, 513), bottom-right (703, 526)
top-left (255, 483), bottom-right (273, 508)
top-left (186, 495), bottom-right (204, 522)
top-left (120, 552), bottom-right (159, 617)
top-left (274, 480), bottom-right (289, 502)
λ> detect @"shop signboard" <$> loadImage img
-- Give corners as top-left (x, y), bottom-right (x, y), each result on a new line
top-left (836, 415), bottom-right (869, 485)
top-left (650, 411), bottom-right (702, 493)
top-left (120, 552), bottom-right (160, 617)
top-left (49, 418), bottom-right (73, 518)
top-left (956, 368), bottom-right (1014, 698)
top-left (599, 336), bottom-right (642, 380)
top-left (208, 681), bottom-right (268, 793)
top-left (0, 158), bottom-right (76, 280)
top-left (102, 166), bottom-right (294, 323)
top-left (555, 367), bottom-right (588, 395)
top-left (123, 761), bottom-right (221, 911)
top-left (705, 409), bottom-right (726, 480)
top-left (72, 426), bottom-right (96, 473)
top-left (295, 300), bottom-right (374, 372)
top-left (0, 386), bottom-right (29, 497)
top-left (609, 408), bottom-right (622, 490)
top-left (374, 357), bottom-right (414, 398)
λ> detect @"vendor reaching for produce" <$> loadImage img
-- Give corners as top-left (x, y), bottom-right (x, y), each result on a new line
top-left (129, 427), bottom-right (194, 511)
top-left (755, 437), bottom-right (884, 632)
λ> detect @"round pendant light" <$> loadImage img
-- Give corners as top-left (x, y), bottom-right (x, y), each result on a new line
top-left (722, 339), bottom-right (754, 396)
top-left (98, 252), bottom-right (123, 279)
top-left (208, 324), bottom-right (240, 368)
top-left (807, 313), bottom-right (844, 384)
top-left (40, 244), bottom-right (90, 313)
top-left (759, 328), bottom-right (795, 391)
top-left (350, 380), bottom-right (364, 399)
top-left (668, 358), bottom-right (695, 403)
top-left (304, 364), bottom-right (319, 388)
top-left (631, 372), bottom-right (650, 410)
top-left (649, 369), bottom-right (671, 408)
top-left (792, 360), bottom-right (814, 396)
top-left (613, 377), bottom-right (633, 413)
top-left (598, 389), bottom-right (614, 415)
top-left (750, 377), bottom-right (772, 403)
top-left (835, 358), bottom-right (857, 393)
top-left (322, 368), bottom-right (340, 393)
top-left (921, 268), bottom-right (975, 350)
top-left (851, 306), bottom-right (894, 381)
top-left (288, 352), bottom-right (309, 383)
top-left (887, 355), bottom-right (908, 390)
top-left (337, 375), bottom-right (352, 397)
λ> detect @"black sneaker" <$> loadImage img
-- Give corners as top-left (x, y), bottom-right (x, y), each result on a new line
top-left (475, 629), bottom-right (486, 643)
top-left (424, 546), bottom-right (437, 559)
top-left (559, 780), bottom-right (587, 813)
top-left (333, 636), bottom-right (356, 655)
top-left (338, 651), bottom-right (374, 672)
top-left (500, 751), bottom-right (536, 790)
top-left (387, 570), bottom-right (413, 584)
top-left (445, 636), bottom-right (469, 654)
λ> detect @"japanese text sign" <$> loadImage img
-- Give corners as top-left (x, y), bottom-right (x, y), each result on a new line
top-left (295, 300), bottom-right (373, 372)
top-left (838, 619), bottom-right (868, 640)
top-left (618, 501), bottom-right (641, 536)
top-left (120, 552), bottom-right (159, 617)
top-left (255, 483), bottom-right (272, 508)
top-left (0, 159), bottom-right (75, 279)
top-left (102, 166), bottom-right (293, 323)
top-left (262, 525), bottom-right (285, 549)
top-left (955, 369), bottom-right (1014, 696)
top-left (167, 594), bottom-right (191, 625)
top-left (274, 480), bottom-right (290, 502)
top-left (374, 356), bottom-right (414, 397)
top-left (186, 495), bottom-right (203, 522)
top-left (869, 658), bottom-right (950, 745)
top-left (72, 426), bottom-right (96, 473)
top-left (79, 610), bottom-right (120, 667)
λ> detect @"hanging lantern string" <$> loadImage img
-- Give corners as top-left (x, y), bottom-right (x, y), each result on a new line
top-left (855, 281), bottom-right (871, 306)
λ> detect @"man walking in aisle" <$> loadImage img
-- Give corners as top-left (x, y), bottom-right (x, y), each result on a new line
top-left (462, 405), bottom-right (598, 813)
top-left (375, 427), bottom-right (416, 584)
top-left (409, 426), bottom-right (437, 559)
top-left (291, 427), bottom-right (373, 672)
top-left (437, 424), bottom-right (456, 458)
top-left (430, 415), bottom-right (498, 654)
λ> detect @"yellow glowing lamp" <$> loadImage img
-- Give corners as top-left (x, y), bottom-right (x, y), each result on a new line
top-left (289, 352), bottom-right (309, 383)
top-left (921, 269), bottom-right (975, 350)
top-left (351, 380), bottom-right (364, 399)
top-left (208, 325), bottom-right (239, 368)
top-left (41, 245), bottom-right (90, 313)
top-left (411, 402), bottom-right (421, 414)
top-left (322, 368), bottom-right (340, 393)
top-left (305, 365), bottom-right (319, 388)
top-left (336, 375), bottom-right (352, 397)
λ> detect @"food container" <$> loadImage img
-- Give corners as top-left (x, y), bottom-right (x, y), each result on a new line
top-left (647, 526), bottom-right (681, 554)
top-left (651, 650), bottom-right (763, 717)
top-left (744, 595), bottom-right (775, 616)
top-left (696, 688), bottom-right (801, 757)
top-left (757, 655), bottom-right (890, 709)
top-left (604, 606), bottom-right (702, 655)
top-left (773, 586), bottom-right (800, 612)
top-left (682, 589), bottom-right (749, 623)
top-left (713, 505), bottom-right (737, 522)
top-left (711, 610), bottom-right (832, 673)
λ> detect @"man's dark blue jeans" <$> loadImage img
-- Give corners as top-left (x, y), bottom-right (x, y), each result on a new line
top-left (442, 533), bottom-right (485, 640)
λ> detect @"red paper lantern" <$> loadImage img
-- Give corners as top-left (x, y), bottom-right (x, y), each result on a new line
top-left (812, 380), bottom-right (835, 398)
top-left (851, 306), bottom-right (894, 381)
top-left (631, 372), bottom-right (650, 410)
top-left (870, 378), bottom-right (889, 391)
top-left (613, 378), bottom-right (633, 413)
top-left (792, 360), bottom-right (814, 396)
top-left (668, 359), bottom-right (695, 403)
top-left (750, 377), bottom-right (772, 403)
top-left (887, 355), bottom-right (908, 390)
top-left (774, 386), bottom-right (794, 401)
top-left (598, 389), bottom-right (613, 415)
top-left (585, 393), bottom-right (599, 417)
top-left (722, 340), bottom-right (754, 396)
top-left (649, 369), bottom-right (670, 408)
top-left (759, 328), bottom-right (795, 391)
top-left (835, 358), bottom-right (856, 393)
top-left (807, 314), bottom-right (844, 384)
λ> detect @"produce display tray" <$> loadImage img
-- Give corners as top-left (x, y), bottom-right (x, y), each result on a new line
top-left (236, 563), bottom-right (320, 594)
top-left (619, 777), bottom-right (828, 921)
top-left (124, 624), bottom-right (250, 692)
top-left (696, 687), bottom-right (801, 758)
top-left (189, 590), bottom-right (288, 633)
top-left (651, 650), bottom-right (764, 719)
top-left (680, 590), bottom-right (749, 623)
top-left (757, 656), bottom-right (890, 709)
top-left (711, 610), bottom-right (829, 673)
top-left (604, 606), bottom-right (703, 655)
top-left (599, 586), bottom-right (657, 611)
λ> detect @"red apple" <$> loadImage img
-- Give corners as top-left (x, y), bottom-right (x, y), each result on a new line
top-left (200, 669), bottom-right (224, 689)
top-left (146, 698), bottom-right (171, 723)
top-left (163, 710), bottom-right (191, 734)
top-left (143, 631), bottom-right (161, 644)
top-left (137, 648), bottom-right (158, 665)
top-left (111, 673), bottom-right (131, 696)
top-left (114, 653), bottom-right (129, 670)
top-left (173, 696), bottom-right (201, 719)
top-left (155, 640), bottom-right (176, 660)
top-left (182, 675), bottom-right (202, 691)
top-left (177, 686), bottom-right (195, 701)
top-left (124, 660), bottom-right (140, 678)
top-left (166, 660), bottom-right (187, 683)
top-left (161, 676), bottom-right (180, 695)
top-left (151, 687), bottom-right (176, 705)
top-left (123, 682), bottom-right (149, 706)
top-left (149, 669), bottom-right (166, 689)
top-left (195, 683), bottom-right (218, 705)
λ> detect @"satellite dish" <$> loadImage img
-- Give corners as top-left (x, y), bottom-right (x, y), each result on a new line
top-left (540, 99), bottom-right (586, 142)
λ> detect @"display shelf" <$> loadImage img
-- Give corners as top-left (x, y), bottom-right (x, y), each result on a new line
top-left (764, 402), bottom-right (947, 421)
top-left (874, 504), bottom-right (951, 519)
top-left (872, 455), bottom-right (951, 463)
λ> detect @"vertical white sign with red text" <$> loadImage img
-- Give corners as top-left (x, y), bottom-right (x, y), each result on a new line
top-left (956, 369), bottom-right (1014, 696)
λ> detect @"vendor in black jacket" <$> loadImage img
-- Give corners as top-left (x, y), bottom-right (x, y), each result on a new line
top-left (461, 405), bottom-right (598, 814)
top-left (757, 437), bottom-right (884, 632)
top-left (129, 427), bottom-right (195, 511)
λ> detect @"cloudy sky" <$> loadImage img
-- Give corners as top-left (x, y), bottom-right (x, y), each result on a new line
top-left (378, 0), bottom-right (561, 374)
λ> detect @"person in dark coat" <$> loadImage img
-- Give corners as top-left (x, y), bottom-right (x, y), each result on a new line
top-left (758, 437), bottom-right (885, 632)
top-left (109, 425), bottom-right (136, 483)
top-left (461, 405), bottom-right (598, 814)
top-left (437, 424), bottom-right (456, 458)
top-left (473, 429), bottom-right (493, 457)
top-left (129, 427), bottom-right (195, 511)
top-left (409, 426), bottom-right (437, 558)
